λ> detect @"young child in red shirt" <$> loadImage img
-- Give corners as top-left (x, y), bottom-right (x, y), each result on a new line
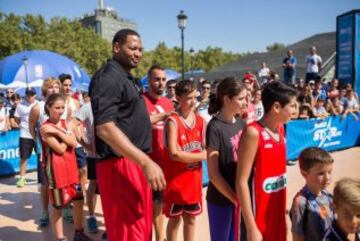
top-left (163, 80), bottom-right (207, 241)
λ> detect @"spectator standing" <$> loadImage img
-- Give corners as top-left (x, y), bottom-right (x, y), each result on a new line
top-left (74, 100), bottom-right (103, 235)
top-left (0, 97), bottom-right (10, 132)
top-left (14, 88), bottom-right (38, 187)
top-left (282, 50), bottom-right (297, 86)
top-left (165, 79), bottom-right (178, 107)
top-left (9, 93), bottom-right (21, 129)
top-left (4, 88), bottom-right (15, 109)
top-left (28, 77), bottom-right (61, 227)
top-left (144, 65), bottom-right (174, 241)
top-left (305, 46), bottom-right (322, 83)
top-left (253, 89), bottom-right (264, 121)
top-left (258, 62), bottom-right (270, 86)
top-left (89, 29), bottom-right (165, 241)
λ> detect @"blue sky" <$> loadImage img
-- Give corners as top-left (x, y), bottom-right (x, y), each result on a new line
top-left (1, 0), bottom-right (359, 53)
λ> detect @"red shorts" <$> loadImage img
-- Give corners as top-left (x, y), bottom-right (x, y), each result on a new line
top-left (96, 157), bottom-right (152, 241)
top-left (49, 184), bottom-right (83, 209)
top-left (163, 202), bottom-right (202, 218)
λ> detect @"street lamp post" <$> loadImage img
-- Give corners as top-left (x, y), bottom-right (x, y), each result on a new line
top-left (189, 47), bottom-right (194, 78)
top-left (177, 10), bottom-right (187, 81)
top-left (22, 56), bottom-right (29, 88)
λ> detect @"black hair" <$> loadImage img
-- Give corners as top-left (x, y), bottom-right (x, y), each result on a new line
top-left (208, 77), bottom-right (245, 115)
top-left (166, 79), bottom-right (177, 86)
top-left (45, 93), bottom-right (65, 116)
top-left (10, 93), bottom-right (21, 102)
top-left (147, 64), bottom-right (165, 78)
top-left (175, 79), bottom-right (197, 97)
top-left (262, 81), bottom-right (298, 113)
top-left (58, 74), bottom-right (72, 84)
top-left (112, 29), bottom-right (140, 45)
top-left (201, 80), bottom-right (211, 87)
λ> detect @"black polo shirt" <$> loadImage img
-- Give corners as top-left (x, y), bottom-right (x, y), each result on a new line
top-left (89, 59), bottom-right (152, 160)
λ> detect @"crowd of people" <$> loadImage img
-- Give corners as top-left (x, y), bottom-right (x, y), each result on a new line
top-left (255, 47), bottom-right (360, 121)
top-left (0, 29), bottom-right (360, 241)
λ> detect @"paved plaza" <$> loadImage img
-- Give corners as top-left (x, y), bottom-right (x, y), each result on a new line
top-left (1, 147), bottom-right (360, 241)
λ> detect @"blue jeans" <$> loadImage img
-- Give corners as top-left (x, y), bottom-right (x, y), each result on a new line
top-left (207, 202), bottom-right (237, 241)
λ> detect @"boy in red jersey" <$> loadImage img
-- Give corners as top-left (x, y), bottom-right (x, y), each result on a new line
top-left (236, 81), bottom-right (298, 241)
top-left (163, 80), bottom-right (207, 241)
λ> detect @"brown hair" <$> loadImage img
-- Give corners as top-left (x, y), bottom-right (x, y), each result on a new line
top-left (175, 79), bottom-right (197, 97)
top-left (299, 147), bottom-right (334, 172)
top-left (45, 93), bottom-right (65, 116)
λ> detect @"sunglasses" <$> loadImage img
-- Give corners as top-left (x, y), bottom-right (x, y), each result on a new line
top-left (167, 86), bottom-right (176, 89)
top-left (7, 91), bottom-right (14, 94)
top-left (154, 77), bottom-right (167, 81)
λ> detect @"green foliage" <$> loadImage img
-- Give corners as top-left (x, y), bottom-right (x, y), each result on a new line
top-left (266, 42), bottom-right (285, 52)
top-left (0, 11), bottom-right (242, 78)
top-left (0, 12), bottom-right (111, 76)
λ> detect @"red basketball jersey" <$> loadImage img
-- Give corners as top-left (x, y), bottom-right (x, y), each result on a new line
top-left (144, 93), bottom-right (174, 167)
top-left (41, 119), bottom-right (79, 189)
top-left (163, 112), bottom-right (205, 204)
top-left (242, 121), bottom-right (287, 241)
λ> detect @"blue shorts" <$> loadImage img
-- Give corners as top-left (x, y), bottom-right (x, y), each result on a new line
top-left (207, 202), bottom-right (240, 241)
top-left (75, 147), bottom-right (87, 168)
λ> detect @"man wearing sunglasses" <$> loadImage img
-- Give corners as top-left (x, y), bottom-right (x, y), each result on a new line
top-left (5, 88), bottom-right (15, 109)
top-left (143, 64), bottom-right (174, 241)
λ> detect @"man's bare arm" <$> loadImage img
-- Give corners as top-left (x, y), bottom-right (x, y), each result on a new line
top-left (96, 122), bottom-right (166, 190)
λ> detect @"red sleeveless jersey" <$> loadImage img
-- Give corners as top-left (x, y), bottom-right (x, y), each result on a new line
top-left (41, 119), bottom-right (79, 189)
top-left (144, 93), bottom-right (174, 167)
top-left (243, 121), bottom-right (287, 241)
top-left (163, 112), bottom-right (205, 204)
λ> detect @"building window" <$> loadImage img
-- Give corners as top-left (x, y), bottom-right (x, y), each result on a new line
top-left (95, 21), bottom-right (102, 34)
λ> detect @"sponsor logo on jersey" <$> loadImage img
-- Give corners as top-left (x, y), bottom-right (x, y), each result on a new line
top-left (182, 141), bottom-right (202, 152)
top-left (263, 174), bottom-right (286, 193)
top-left (264, 143), bottom-right (273, 149)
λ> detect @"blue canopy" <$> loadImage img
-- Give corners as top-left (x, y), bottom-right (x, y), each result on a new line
top-left (0, 50), bottom-right (90, 96)
top-left (140, 69), bottom-right (181, 90)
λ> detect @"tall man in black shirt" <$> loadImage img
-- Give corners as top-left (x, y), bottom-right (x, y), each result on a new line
top-left (89, 29), bottom-right (166, 241)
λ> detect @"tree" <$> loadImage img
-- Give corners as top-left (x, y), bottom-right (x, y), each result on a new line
top-left (0, 12), bottom-right (111, 76)
top-left (266, 42), bottom-right (285, 52)
top-left (0, 11), bottom-right (242, 78)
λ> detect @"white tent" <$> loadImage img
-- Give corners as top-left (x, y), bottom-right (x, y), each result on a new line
top-left (3, 80), bottom-right (27, 89)
top-left (28, 79), bottom-right (44, 88)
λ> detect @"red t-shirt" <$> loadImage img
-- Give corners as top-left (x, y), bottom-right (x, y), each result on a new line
top-left (163, 112), bottom-right (205, 204)
top-left (241, 121), bottom-right (287, 241)
top-left (144, 92), bottom-right (174, 167)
